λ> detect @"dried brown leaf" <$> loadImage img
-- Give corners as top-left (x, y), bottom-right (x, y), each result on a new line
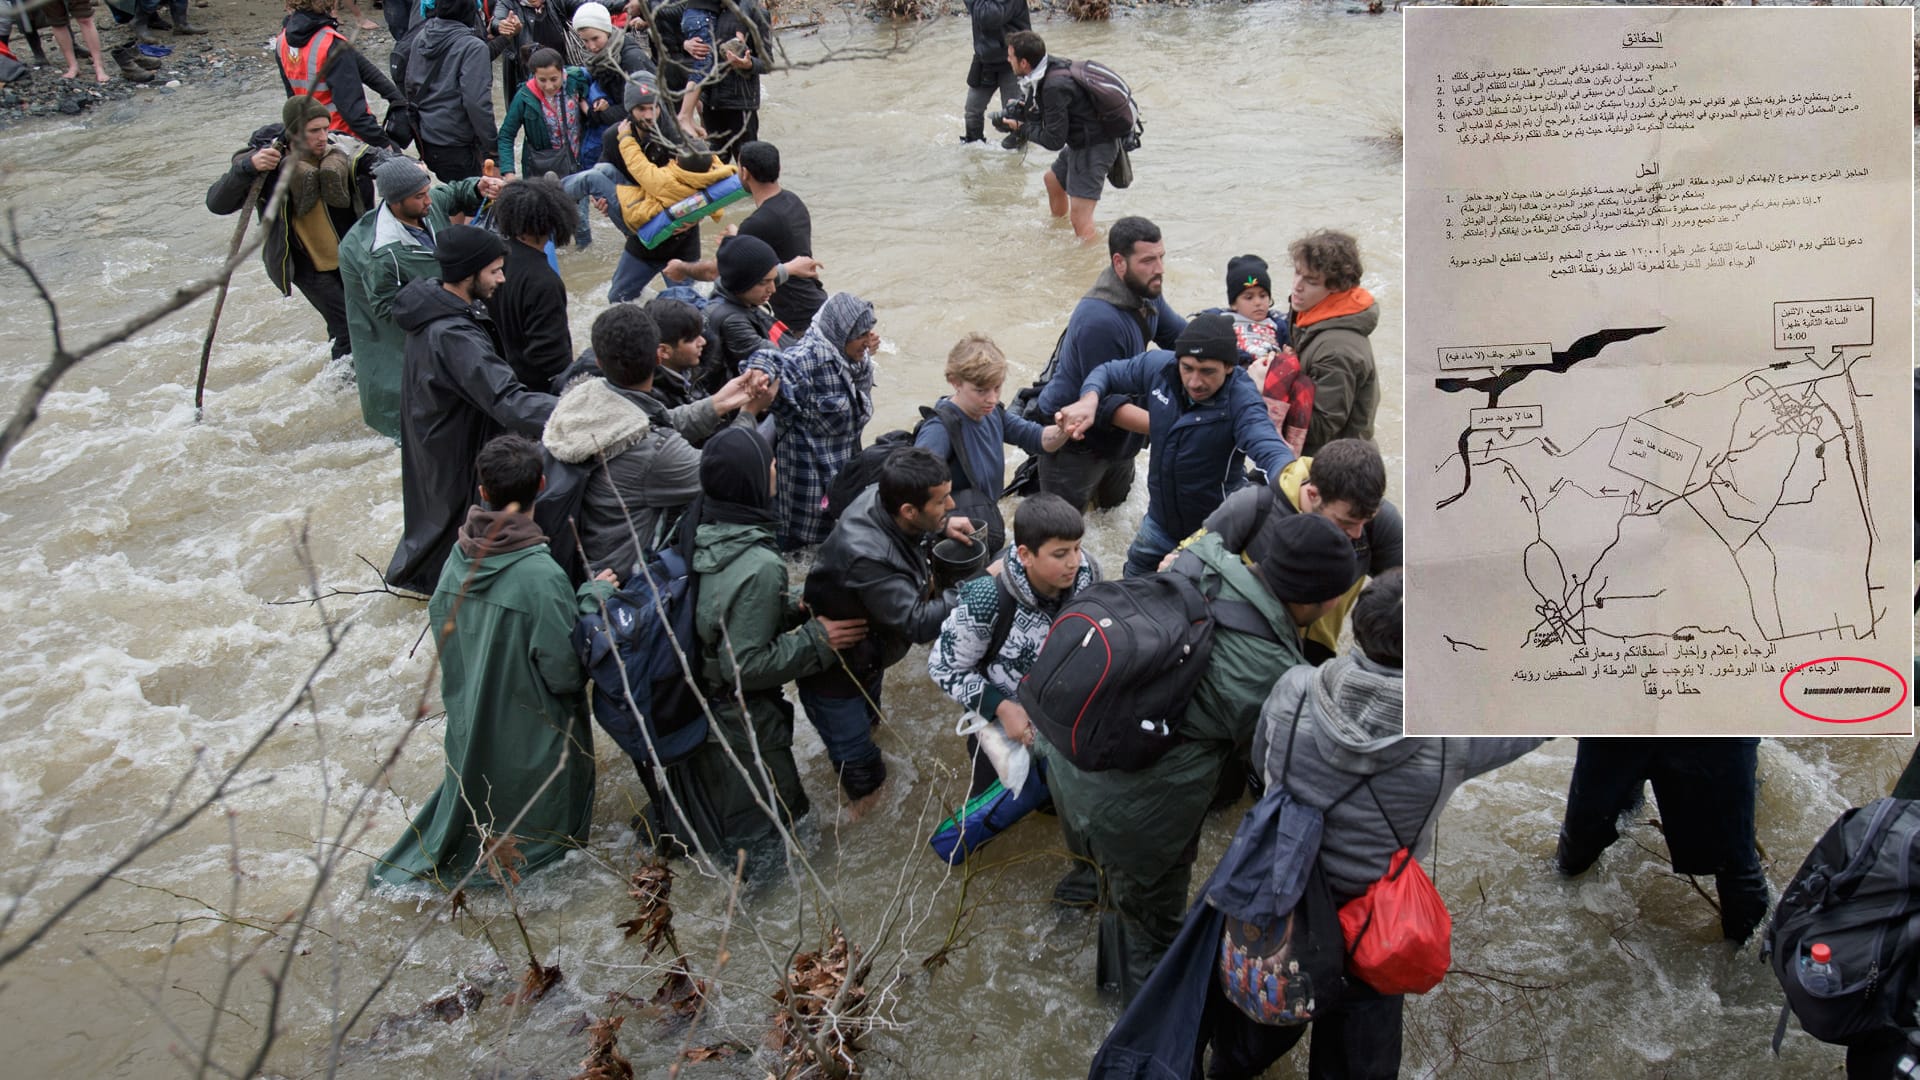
top-left (650, 956), bottom-right (708, 1020)
top-left (483, 832), bottom-right (528, 887)
top-left (569, 1014), bottom-right (634, 1080)
top-left (503, 958), bottom-right (562, 1006)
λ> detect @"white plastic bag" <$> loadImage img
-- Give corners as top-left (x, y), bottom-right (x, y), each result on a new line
top-left (954, 711), bottom-right (1031, 797)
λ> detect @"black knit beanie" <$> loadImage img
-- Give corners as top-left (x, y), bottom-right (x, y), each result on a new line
top-left (1256, 513), bottom-right (1358, 604)
top-left (434, 224), bottom-right (507, 284)
top-left (1226, 254), bottom-right (1272, 306)
top-left (1174, 312), bottom-right (1240, 364)
top-left (717, 234), bottom-right (780, 297)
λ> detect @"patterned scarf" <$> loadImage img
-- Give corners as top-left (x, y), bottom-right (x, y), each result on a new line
top-left (528, 76), bottom-right (582, 158)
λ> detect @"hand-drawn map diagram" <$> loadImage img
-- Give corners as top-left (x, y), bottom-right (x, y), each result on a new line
top-left (1404, 8), bottom-right (1912, 736)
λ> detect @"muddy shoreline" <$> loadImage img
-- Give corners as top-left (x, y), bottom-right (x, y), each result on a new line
top-left (0, 0), bottom-right (1388, 131)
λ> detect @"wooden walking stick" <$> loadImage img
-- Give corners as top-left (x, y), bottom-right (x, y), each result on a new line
top-left (194, 150), bottom-right (275, 421)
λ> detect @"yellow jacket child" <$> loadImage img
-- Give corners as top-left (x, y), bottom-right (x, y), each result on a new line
top-left (615, 130), bottom-right (738, 231)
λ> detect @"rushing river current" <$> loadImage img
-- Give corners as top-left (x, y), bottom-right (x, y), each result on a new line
top-left (0, 4), bottom-right (1913, 1078)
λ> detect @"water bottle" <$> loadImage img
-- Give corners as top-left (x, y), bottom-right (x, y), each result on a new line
top-left (1798, 942), bottom-right (1839, 995)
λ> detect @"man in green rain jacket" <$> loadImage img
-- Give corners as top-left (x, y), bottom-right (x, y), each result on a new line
top-left (339, 157), bottom-right (497, 441)
top-left (1038, 514), bottom-right (1358, 1001)
top-left (371, 434), bottom-right (615, 888)
top-left (654, 426), bottom-right (866, 867)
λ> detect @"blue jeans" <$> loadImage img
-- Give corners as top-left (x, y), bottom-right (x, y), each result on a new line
top-left (561, 162), bottom-right (630, 248)
top-left (798, 679), bottom-right (886, 799)
top-left (608, 250), bottom-right (670, 304)
top-left (681, 7), bottom-right (716, 79)
top-left (1123, 513), bottom-right (1179, 578)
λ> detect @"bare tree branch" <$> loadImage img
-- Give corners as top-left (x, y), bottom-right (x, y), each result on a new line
top-left (0, 163), bottom-right (295, 470)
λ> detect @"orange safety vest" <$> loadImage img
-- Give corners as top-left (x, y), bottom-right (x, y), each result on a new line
top-left (275, 26), bottom-right (355, 136)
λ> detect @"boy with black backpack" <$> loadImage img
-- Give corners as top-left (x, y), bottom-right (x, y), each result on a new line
top-left (1034, 514), bottom-right (1356, 1001)
top-left (913, 333), bottom-right (1066, 554)
top-left (926, 494), bottom-right (1099, 866)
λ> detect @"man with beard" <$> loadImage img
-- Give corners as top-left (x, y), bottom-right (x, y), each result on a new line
top-left (1031, 215), bottom-right (1186, 511)
top-left (339, 157), bottom-right (502, 441)
top-left (385, 225), bottom-right (558, 595)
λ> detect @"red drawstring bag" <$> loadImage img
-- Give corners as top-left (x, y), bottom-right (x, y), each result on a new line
top-left (1336, 743), bottom-right (1451, 995)
top-left (1337, 846), bottom-right (1452, 995)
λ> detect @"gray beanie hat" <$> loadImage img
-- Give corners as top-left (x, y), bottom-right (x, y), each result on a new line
top-left (374, 156), bottom-right (432, 203)
top-left (624, 73), bottom-right (660, 111)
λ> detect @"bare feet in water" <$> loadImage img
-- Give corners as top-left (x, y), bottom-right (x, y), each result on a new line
top-left (844, 787), bottom-right (885, 821)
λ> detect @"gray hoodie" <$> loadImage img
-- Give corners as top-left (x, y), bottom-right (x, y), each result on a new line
top-left (1252, 655), bottom-right (1543, 902)
top-left (402, 16), bottom-right (496, 147)
top-left (542, 376), bottom-right (738, 578)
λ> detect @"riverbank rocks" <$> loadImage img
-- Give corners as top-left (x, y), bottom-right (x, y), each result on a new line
top-left (0, 0), bottom-right (274, 131)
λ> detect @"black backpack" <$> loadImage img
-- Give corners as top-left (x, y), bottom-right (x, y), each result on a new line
top-left (572, 519), bottom-right (709, 770)
top-left (822, 429), bottom-right (914, 526)
top-left (914, 401), bottom-right (1006, 554)
top-left (1017, 559), bottom-right (1278, 772)
top-left (1765, 797), bottom-right (1920, 1052)
top-left (532, 451), bottom-right (592, 587)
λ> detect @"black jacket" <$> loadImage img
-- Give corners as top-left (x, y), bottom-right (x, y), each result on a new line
top-left (701, 0), bottom-right (772, 111)
top-left (204, 124), bottom-right (373, 295)
top-left (645, 0), bottom-right (691, 91)
top-left (800, 486), bottom-right (957, 695)
top-left (496, 0), bottom-right (582, 92)
top-left (699, 289), bottom-right (775, 394)
top-left (486, 239), bottom-right (574, 394)
top-left (650, 365), bottom-right (709, 414)
top-left (585, 33), bottom-right (657, 106)
top-left (1032, 56), bottom-right (1101, 151)
top-left (279, 12), bottom-right (399, 149)
top-left (966, 0), bottom-right (1028, 62)
top-left (385, 277), bottom-right (557, 593)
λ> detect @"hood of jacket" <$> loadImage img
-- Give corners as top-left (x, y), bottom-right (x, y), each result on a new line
top-left (393, 277), bottom-right (478, 334)
top-left (282, 10), bottom-right (339, 47)
top-left (410, 16), bottom-right (472, 65)
top-left (543, 376), bottom-right (653, 464)
top-left (456, 505), bottom-right (548, 559)
top-left (441, 529), bottom-right (551, 593)
top-left (1083, 264), bottom-right (1157, 322)
top-left (1308, 653), bottom-right (1410, 775)
top-left (691, 520), bottom-right (777, 574)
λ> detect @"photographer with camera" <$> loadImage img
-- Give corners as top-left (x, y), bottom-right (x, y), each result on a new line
top-left (205, 96), bottom-right (387, 362)
top-left (1001, 28), bottom-right (1119, 243)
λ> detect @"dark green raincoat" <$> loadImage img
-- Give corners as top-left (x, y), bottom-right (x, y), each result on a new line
top-left (656, 520), bottom-right (835, 864)
top-left (338, 178), bottom-right (485, 442)
top-left (370, 533), bottom-right (613, 888)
